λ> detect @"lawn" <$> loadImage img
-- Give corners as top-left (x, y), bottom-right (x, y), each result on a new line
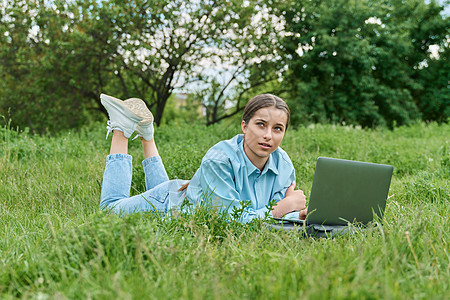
top-left (0, 120), bottom-right (448, 299)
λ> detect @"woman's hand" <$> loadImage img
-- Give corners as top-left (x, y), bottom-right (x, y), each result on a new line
top-left (272, 181), bottom-right (307, 218)
top-left (298, 207), bottom-right (308, 220)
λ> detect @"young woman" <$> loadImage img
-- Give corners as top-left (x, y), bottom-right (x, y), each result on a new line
top-left (100, 93), bottom-right (307, 223)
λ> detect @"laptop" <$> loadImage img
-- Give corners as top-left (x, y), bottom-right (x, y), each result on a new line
top-left (274, 157), bottom-right (393, 226)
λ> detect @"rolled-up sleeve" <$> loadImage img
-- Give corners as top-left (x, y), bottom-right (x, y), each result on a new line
top-left (271, 168), bottom-right (296, 203)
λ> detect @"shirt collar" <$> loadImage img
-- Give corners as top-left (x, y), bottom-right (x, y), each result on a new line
top-left (262, 154), bottom-right (279, 175)
top-left (237, 134), bottom-right (279, 176)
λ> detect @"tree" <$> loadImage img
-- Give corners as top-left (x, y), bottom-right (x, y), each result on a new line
top-left (394, 0), bottom-right (450, 122)
top-left (273, 0), bottom-right (449, 127)
top-left (0, 1), bottom-right (47, 132)
top-left (195, 2), bottom-right (293, 126)
top-left (0, 0), bottom-right (281, 131)
top-left (0, 0), bottom-right (112, 132)
top-left (69, 0), bottom-right (281, 125)
top-left (199, 61), bottom-right (284, 126)
top-left (415, 47), bottom-right (450, 122)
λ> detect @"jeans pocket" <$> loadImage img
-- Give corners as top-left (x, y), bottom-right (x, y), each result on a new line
top-left (146, 191), bottom-right (169, 204)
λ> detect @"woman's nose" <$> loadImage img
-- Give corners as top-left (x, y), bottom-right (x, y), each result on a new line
top-left (263, 128), bottom-right (272, 140)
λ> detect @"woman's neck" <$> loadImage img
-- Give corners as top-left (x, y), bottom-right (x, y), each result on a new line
top-left (242, 142), bottom-right (268, 171)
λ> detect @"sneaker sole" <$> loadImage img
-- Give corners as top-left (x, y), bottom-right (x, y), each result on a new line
top-left (124, 98), bottom-right (154, 124)
top-left (100, 94), bottom-right (151, 122)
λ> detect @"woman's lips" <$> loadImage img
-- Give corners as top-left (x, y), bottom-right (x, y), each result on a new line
top-left (259, 142), bottom-right (271, 150)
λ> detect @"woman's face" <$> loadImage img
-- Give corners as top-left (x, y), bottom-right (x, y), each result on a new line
top-left (241, 106), bottom-right (288, 170)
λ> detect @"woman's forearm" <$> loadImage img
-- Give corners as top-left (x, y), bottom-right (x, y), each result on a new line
top-left (271, 201), bottom-right (292, 218)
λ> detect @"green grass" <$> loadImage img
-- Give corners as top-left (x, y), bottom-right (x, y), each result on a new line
top-left (0, 120), bottom-right (448, 299)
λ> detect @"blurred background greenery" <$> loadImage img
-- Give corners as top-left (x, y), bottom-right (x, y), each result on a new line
top-left (0, 0), bottom-right (448, 134)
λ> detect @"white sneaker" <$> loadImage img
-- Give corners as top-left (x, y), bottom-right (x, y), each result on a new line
top-left (125, 98), bottom-right (155, 141)
top-left (135, 118), bottom-right (154, 141)
top-left (100, 94), bottom-right (152, 139)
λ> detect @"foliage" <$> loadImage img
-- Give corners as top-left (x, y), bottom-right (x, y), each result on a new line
top-left (0, 121), bottom-right (449, 298)
top-left (413, 47), bottom-right (450, 122)
top-left (0, 0), bottom-right (279, 132)
top-left (0, 0), bottom-right (448, 134)
top-left (274, 0), bottom-right (449, 128)
top-left (159, 93), bottom-right (203, 125)
top-left (0, 0), bottom-right (111, 133)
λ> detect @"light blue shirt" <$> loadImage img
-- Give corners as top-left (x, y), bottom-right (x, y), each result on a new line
top-left (185, 134), bottom-right (296, 223)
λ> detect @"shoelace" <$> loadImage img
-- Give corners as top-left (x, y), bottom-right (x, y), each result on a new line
top-left (106, 121), bottom-right (151, 140)
top-left (106, 121), bottom-right (141, 140)
top-left (105, 120), bottom-right (114, 139)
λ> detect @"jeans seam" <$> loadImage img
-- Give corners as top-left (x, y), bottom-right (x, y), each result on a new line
top-left (106, 153), bottom-right (132, 161)
top-left (150, 191), bottom-right (169, 204)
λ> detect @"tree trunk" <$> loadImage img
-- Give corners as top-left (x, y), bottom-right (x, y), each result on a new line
top-left (154, 93), bottom-right (171, 126)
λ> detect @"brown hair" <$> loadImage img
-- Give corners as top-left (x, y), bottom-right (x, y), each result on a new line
top-left (242, 94), bottom-right (290, 130)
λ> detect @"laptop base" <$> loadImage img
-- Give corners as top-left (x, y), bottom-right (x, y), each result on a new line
top-left (265, 222), bottom-right (359, 238)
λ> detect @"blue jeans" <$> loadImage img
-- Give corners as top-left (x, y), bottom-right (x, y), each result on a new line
top-left (100, 154), bottom-right (177, 214)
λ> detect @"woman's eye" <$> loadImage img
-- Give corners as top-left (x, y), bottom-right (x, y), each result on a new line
top-left (274, 127), bottom-right (283, 131)
top-left (257, 122), bottom-right (264, 127)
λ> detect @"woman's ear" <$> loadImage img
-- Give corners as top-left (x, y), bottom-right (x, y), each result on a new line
top-left (241, 120), bottom-right (247, 133)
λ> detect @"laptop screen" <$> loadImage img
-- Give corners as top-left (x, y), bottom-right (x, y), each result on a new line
top-left (306, 157), bottom-right (393, 225)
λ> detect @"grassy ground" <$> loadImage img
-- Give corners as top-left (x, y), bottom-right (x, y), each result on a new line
top-left (0, 120), bottom-right (448, 299)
